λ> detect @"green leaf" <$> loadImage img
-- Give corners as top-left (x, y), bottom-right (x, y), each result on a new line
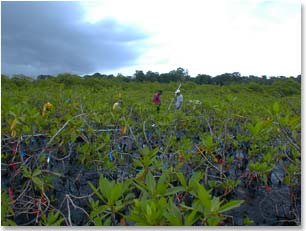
top-left (273, 102), bottom-right (279, 114)
top-left (133, 180), bottom-right (148, 195)
top-left (21, 166), bottom-right (31, 178)
top-left (103, 217), bottom-right (112, 226)
top-left (32, 176), bottom-right (43, 191)
top-left (254, 121), bottom-right (263, 133)
top-left (156, 173), bottom-right (168, 195)
top-left (175, 162), bottom-right (184, 170)
top-left (180, 203), bottom-right (194, 210)
top-left (133, 159), bottom-right (143, 168)
top-left (207, 216), bottom-right (221, 226)
top-left (92, 216), bottom-right (103, 226)
top-left (1, 191), bottom-right (15, 225)
top-left (280, 115), bottom-right (289, 127)
top-left (196, 183), bottom-right (211, 210)
top-left (185, 209), bottom-right (198, 226)
top-left (89, 205), bottom-right (109, 219)
top-left (125, 214), bottom-right (144, 224)
top-left (114, 201), bottom-right (125, 212)
top-left (263, 153), bottom-right (272, 162)
top-left (99, 176), bottom-right (111, 200)
top-left (218, 200), bottom-right (244, 213)
top-left (88, 182), bottom-right (104, 202)
top-left (176, 172), bottom-right (187, 188)
top-left (150, 146), bottom-right (160, 156)
top-left (210, 197), bottom-right (221, 212)
top-left (125, 192), bottom-right (135, 202)
top-left (46, 211), bottom-right (64, 226)
top-left (89, 197), bottom-right (99, 209)
top-left (110, 184), bottom-right (123, 203)
top-left (247, 124), bottom-right (256, 135)
top-left (32, 168), bottom-right (42, 177)
top-left (163, 200), bottom-right (182, 225)
top-left (188, 172), bottom-right (203, 190)
top-left (164, 186), bottom-right (185, 196)
top-left (146, 204), bottom-right (152, 217)
top-left (243, 217), bottom-right (254, 225)
top-left (146, 171), bottom-right (156, 196)
top-left (140, 146), bottom-right (150, 156)
top-left (2, 219), bottom-right (17, 226)
top-left (47, 212), bottom-right (58, 224)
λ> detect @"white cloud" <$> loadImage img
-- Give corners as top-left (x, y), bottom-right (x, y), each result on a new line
top-left (81, 0), bottom-right (301, 77)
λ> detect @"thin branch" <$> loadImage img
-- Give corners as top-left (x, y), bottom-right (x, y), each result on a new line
top-left (143, 120), bottom-right (152, 149)
top-left (40, 113), bottom-right (87, 155)
top-left (66, 195), bottom-right (89, 217)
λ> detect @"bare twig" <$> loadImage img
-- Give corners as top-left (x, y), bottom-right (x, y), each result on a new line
top-left (194, 145), bottom-right (224, 175)
top-left (67, 199), bottom-right (72, 226)
top-left (40, 113), bottom-right (87, 155)
top-left (123, 117), bottom-right (140, 149)
top-left (94, 128), bottom-right (120, 132)
top-left (66, 195), bottom-right (89, 217)
top-left (279, 125), bottom-right (300, 153)
top-left (143, 120), bottom-right (152, 149)
top-left (14, 180), bottom-right (31, 202)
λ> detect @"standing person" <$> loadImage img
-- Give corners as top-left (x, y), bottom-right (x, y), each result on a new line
top-left (175, 89), bottom-right (183, 110)
top-left (153, 90), bottom-right (162, 113)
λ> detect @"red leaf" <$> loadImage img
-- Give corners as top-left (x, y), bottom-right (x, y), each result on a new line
top-left (289, 193), bottom-right (295, 198)
top-left (263, 185), bottom-right (272, 193)
top-left (9, 161), bottom-right (17, 173)
top-left (241, 171), bottom-right (249, 178)
top-left (120, 218), bottom-right (128, 226)
top-left (32, 209), bottom-right (40, 215)
top-left (12, 143), bottom-right (17, 155)
top-left (41, 196), bottom-right (47, 204)
top-left (8, 187), bottom-right (14, 202)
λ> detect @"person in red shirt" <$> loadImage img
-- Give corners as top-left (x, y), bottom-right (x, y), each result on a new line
top-left (153, 90), bottom-right (163, 113)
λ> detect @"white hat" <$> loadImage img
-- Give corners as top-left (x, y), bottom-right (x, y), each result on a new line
top-left (175, 89), bottom-right (181, 94)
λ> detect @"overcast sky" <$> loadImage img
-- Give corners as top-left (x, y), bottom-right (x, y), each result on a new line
top-left (1, 0), bottom-right (301, 77)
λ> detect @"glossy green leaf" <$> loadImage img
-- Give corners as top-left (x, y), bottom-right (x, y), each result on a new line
top-left (218, 200), bottom-right (244, 213)
top-left (196, 183), bottom-right (211, 210)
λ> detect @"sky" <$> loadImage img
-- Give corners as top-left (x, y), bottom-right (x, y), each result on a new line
top-left (1, 0), bottom-right (301, 78)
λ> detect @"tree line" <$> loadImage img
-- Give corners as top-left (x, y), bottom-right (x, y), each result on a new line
top-left (2, 67), bottom-right (301, 86)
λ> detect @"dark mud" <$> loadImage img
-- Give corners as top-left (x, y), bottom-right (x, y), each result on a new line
top-left (1, 130), bottom-right (301, 226)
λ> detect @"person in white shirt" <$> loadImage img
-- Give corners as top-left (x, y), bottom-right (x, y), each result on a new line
top-left (175, 90), bottom-right (183, 110)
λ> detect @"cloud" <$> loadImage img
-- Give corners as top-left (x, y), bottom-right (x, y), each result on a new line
top-left (2, 1), bottom-right (300, 77)
top-left (80, 0), bottom-right (300, 77)
top-left (1, 1), bottom-right (149, 77)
